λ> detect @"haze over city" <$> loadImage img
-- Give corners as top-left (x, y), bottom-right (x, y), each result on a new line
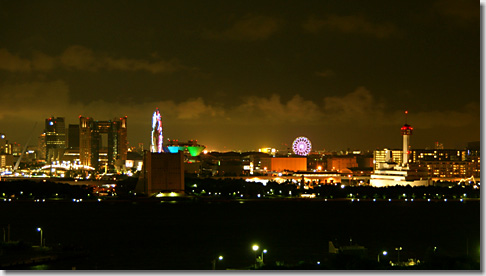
top-left (0, 0), bottom-right (479, 152)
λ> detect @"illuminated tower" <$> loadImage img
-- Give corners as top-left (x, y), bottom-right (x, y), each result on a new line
top-left (400, 111), bottom-right (413, 167)
top-left (151, 108), bottom-right (163, 153)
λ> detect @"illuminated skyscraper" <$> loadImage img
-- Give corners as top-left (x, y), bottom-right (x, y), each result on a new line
top-left (0, 133), bottom-right (13, 170)
top-left (151, 108), bottom-right (163, 153)
top-left (45, 117), bottom-right (66, 163)
top-left (79, 116), bottom-right (128, 170)
top-left (37, 133), bottom-right (46, 161)
top-left (68, 124), bottom-right (80, 149)
top-left (0, 133), bottom-right (9, 154)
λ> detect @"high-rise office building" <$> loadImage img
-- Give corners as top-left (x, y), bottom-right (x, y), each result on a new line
top-left (68, 124), bottom-right (80, 149)
top-left (0, 133), bottom-right (9, 154)
top-left (79, 116), bottom-right (128, 170)
top-left (45, 117), bottom-right (66, 163)
top-left (37, 133), bottom-right (46, 161)
top-left (0, 133), bottom-right (13, 170)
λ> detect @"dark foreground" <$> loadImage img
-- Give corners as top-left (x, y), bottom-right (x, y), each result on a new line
top-left (0, 199), bottom-right (480, 270)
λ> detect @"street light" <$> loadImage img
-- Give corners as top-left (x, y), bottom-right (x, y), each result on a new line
top-left (37, 227), bottom-right (43, 247)
top-left (378, 251), bottom-right (387, 263)
top-left (261, 249), bottom-right (267, 265)
top-left (252, 245), bottom-right (259, 269)
top-left (212, 255), bottom-right (223, 270)
top-left (395, 247), bottom-right (402, 264)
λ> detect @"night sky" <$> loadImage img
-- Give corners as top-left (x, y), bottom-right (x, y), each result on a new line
top-left (0, 0), bottom-right (479, 152)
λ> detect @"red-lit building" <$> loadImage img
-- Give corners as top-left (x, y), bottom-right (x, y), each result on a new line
top-left (260, 157), bottom-right (307, 172)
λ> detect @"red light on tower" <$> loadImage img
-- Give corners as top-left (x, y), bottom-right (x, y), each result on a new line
top-left (401, 110), bottom-right (412, 166)
top-left (401, 110), bottom-right (412, 135)
top-left (401, 124), bottom-right (413, 135)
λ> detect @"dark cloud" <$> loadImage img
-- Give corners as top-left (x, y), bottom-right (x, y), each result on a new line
top-left (434, 0), bottom-right (478, 22)
top-left (1, 78), bottom-right (477, 151)
top-left (0, 49), bottom-right (31, 72)
top-left (202, 14), bottom-right (281, 41)
top-left (0, 46), bottom-right (189, 74)
top-left (234, 94), bottom-right (323, 124)
top-left (315, 69), bottom-right (335, 78)
top-left (302, 14), bottom-right (399, 38)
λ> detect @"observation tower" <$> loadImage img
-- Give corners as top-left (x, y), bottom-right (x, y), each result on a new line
top-left (369, 111), bottom-right (429, 187)
top-left (401, 111), bottom-right (413, 167)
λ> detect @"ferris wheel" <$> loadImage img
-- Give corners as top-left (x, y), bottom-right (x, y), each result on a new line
top-left (292, 136), bottom-right (312, 156)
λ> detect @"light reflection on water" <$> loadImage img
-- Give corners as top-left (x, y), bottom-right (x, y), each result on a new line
top-left (29, 264), bottom-right (80, 270)
top-left (29, 264), bottom-right (49, 270)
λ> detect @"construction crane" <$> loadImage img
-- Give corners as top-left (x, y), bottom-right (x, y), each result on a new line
top-left (13, 122), bottom-right (38, 172)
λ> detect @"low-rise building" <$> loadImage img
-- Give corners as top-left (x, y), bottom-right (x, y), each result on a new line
top-left (260, 157), bottom-right (307, 173)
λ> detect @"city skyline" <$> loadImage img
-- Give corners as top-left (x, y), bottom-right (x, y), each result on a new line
top-left (0, 0), bottom-right (479, 152)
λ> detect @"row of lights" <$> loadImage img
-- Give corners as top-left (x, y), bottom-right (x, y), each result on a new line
top-left (345, 198), bottom-right (469, 202)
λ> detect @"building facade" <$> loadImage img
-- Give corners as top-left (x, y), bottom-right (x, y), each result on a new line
top-left (79, 116), bottom-right (128, 170)
top-left (136, 151), bottom-right (185, 196)
top-left (373, 149), bottom-right (403, 170)
top-left (45, 117), bottom-right (66, 164)
top-left (260, 157), bottom-right (307, 173)
top-left (68, 124), bottom-right (80, 149)
top-left (411, 149), bottom-right (480, 179)
top-left (326, 155), bottom-right (358, 172)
